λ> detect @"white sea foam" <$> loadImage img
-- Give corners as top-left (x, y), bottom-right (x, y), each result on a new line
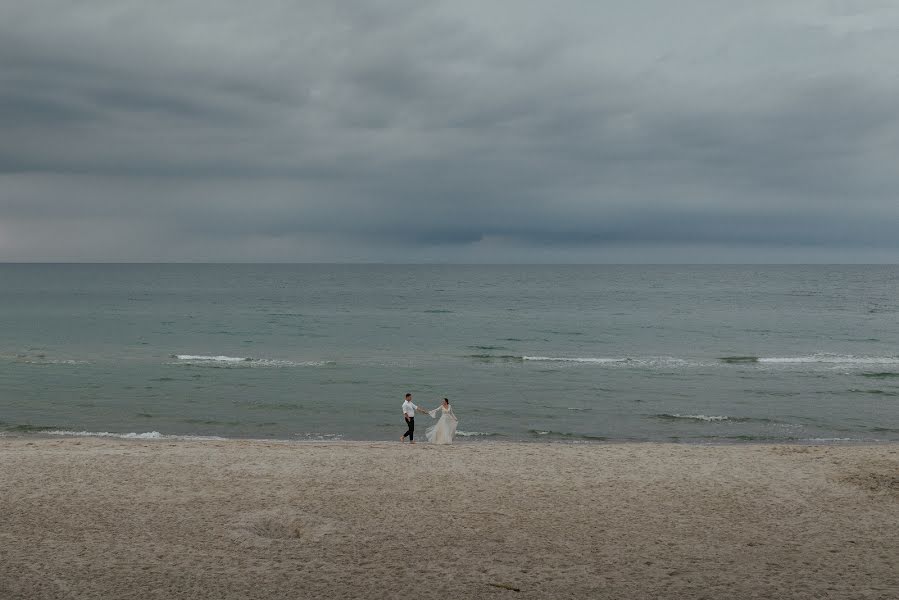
top-left (523, 356), bottom-right (625, 363)
top-left (45, 430), bottom-right (164, 439)
top-left (523, 356), bottom-right (694, 368)
top-left (253, 359), bottom-right (331, 367)
top-left (758, 354), bottom-right (899, 365)
top-left (173, 355), bottom-right (332, 367)
top-left (176, 355), bottom-right (249, 363)
top-left (42, 430), bottom-right (227, 441)
top-left (676, 414), bottom-right (729, 422)
top-left (294, 432), bottom-right (344, 440)
top-left (455, 431), bottom-right (496, 437)
top-left (661, 414), bottom-right (730, 422)
top-left (523, 353), bottom-right (899, 367)
top-left (14, 358), bottom-right (89, 365)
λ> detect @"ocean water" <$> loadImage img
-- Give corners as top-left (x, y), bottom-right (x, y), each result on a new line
top-left (1, 264), bottom-right (897, 443)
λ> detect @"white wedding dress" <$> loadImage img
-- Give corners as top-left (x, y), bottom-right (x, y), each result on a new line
top-left (426, 405), bottom-right (458, 444)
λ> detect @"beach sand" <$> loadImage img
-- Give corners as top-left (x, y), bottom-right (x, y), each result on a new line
top-left (1, 438), bottom-right (897, 599)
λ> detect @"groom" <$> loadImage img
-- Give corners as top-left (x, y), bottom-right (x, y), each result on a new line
top-left (401, 392), bottom-right (428, 444)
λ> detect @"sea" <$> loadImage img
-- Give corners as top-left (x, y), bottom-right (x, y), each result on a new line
top-left (1, 264), bottom-right (897, 443)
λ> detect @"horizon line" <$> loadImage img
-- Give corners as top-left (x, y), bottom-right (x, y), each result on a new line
top-left (2, 262), bottom-right (898, 266)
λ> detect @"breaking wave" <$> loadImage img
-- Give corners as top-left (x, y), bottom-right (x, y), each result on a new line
top-left (176, 355), bottom-right (249, 363)
top-left (652, 414), bottom-right (778, 423)
top-left (527, 429), bottom-right (607, 441)
top-left (3, 353), bottom-right (90, 365)
top-left (473, 352), bottom-right (899, 368)
top-left (294, 432), bottom-right (344, 441)
top-left (654, 413), bottom-right (732, 422)
top-left (721, 354), bottom-right (899, 365)
top-left (524, 356), bottom-right (624, 364)
top-left (521, 356), bottom-right (692, 368)
top-left (42, 430), bottom-right (227, 440)
top-left (172, 355), bottom-right (333, 367)
top-left (456, 431), bottom-right (503, 437)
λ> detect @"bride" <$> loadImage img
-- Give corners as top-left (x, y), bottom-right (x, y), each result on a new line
top-left (426, 397), bottom-right (458, 444)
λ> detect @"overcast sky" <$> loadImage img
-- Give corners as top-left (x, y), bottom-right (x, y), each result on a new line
top-left (2, 1), bottom-right (898, 262)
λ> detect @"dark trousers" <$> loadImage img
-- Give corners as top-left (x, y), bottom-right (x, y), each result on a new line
top-left (403, 416), bottom-right (414, 440)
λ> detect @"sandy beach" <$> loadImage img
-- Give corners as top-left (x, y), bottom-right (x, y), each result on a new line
top-left (1, 439), bottom-right (896, 599)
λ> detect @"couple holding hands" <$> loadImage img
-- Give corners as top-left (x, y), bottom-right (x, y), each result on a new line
top-left (401, 393), bottom-right (458, 445)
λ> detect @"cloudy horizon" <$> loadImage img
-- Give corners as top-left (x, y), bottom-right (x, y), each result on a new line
top-left (2, 1), bottom-right (898, 263)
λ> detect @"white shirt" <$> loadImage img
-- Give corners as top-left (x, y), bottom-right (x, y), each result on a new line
top-left (402, 400), bottom-right (417, 418)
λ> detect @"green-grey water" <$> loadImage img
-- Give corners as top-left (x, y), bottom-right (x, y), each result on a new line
top-left (1, 264), bottom-right (898, 442)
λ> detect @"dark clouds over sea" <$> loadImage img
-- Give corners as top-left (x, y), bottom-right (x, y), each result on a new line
top-left (2, 1), bottom-right (898, 262)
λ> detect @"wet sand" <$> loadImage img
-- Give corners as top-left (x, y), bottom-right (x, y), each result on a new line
top-left (1, 438), bottom-right (897, 599)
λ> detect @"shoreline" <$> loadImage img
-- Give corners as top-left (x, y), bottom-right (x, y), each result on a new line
top-left (2, 429), bottom-right (898, 446)
top-left (2, 438), bottom-right (897, 599)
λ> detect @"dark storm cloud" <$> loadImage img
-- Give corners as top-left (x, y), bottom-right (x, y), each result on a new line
top-left (1, 1), bottom-right (898, 261)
